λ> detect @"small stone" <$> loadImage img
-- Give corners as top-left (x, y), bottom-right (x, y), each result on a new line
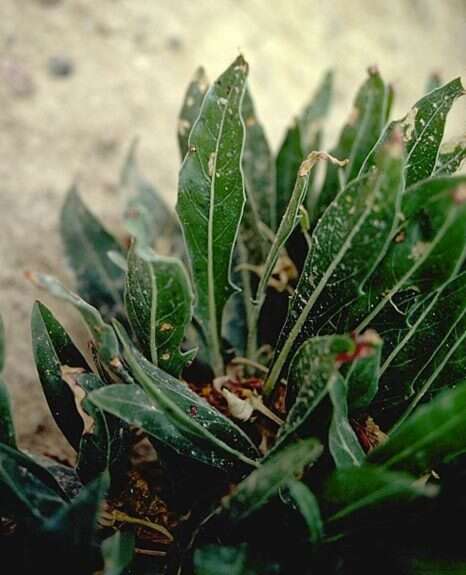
top-left (47, 55), bottom-right (75, 78)
top-left (166, 35), bottom-right (183, 51)
top-left (95, 135), bottom-right (119, 158)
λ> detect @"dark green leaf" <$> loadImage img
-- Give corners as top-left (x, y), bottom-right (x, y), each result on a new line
top-left (369, 382), bottom-right (466, 474)
top-left (61, 187), bottom-right (125, 317)
top-left (402, 78), bottom-right (464, 186)
top-left (89, 383), bottom-right (251, 472)
top-left (178, 67), bottom-right (209, 160)
top-left (283, 479), bottom-right (323, 544)
top-left (222, 240), bottom-right (252, 357)
top-left (363, 78), bottom-right (464, 187)
top-left (329, 374), bottom-right (365, 469)
top-left (44, 473), bottom-right (108, 569)
top-left (275, 121), bottom-right (303, 228)
top-left (125, 246), bottom-right (194, 377)
top-left (234, 87), bottom-right (274, 357)
top-left (266, 133), bottom-right (404, 393)
top-left (222, 439), bottom-right (323, 522)
top-left (31, 301), bottom-right (89, 450)
top-left (102, 530), bottom-right (135, 575)
top-left (0, 443), bottom-right (67, 520)
top-left (249, 152), bottom-right (346, 361)
top-left (76, 373), bottom-right (129, 484)
top-left (96, 322), bottom-right (259, 469)
top-left (385, 83), bottom-right (395, 122)
top-left (299, 70), bottom-right (334, 154)
top-left (352, 175), bottom-right (466, 337)
top-left (315, 67), bottom-right (388, 223)
top-left (325, 465), bottom-right (437, 523)
top-left (242, 86), bottom-right (275, 230)
top-left (121, 141), bottom-right (183, 254)
top-left (379, 272), bottom-right (466, 419)
top-left (270, 335), bottom-right (354, 454)
top-left (176, 55), bottom-right (249, 375)
top-left (30, 274), bottom-right (120, 365)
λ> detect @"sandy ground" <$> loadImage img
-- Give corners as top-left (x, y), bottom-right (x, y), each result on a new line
top-left (0, 0), bottom-right (465, 458)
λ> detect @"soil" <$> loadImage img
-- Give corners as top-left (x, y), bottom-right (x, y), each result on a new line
top-left (0, 0), bottom-right (465, 460)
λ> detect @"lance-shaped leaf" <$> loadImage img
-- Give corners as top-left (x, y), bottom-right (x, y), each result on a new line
top-left (120, 142), bottom-right (183, 254)
top-left (325, 465), bottom-right (437, 525)
top-left (231, 89), bottom-right (273, 357)
top-left (275, 121), bottom-right (303, 228)
top-left (177, 66), bottom-right (209, 160)
top-left (265, 133), bottom-right (404, 394)
top-left (43, 473), bottom-right (108, 571)
top-left (102, 531), bottom-right (135, 575)
top-left (229, 87), bottom-right (272, 356)
top-left (352, 175), bottom-right (466, 337)
top-left (379, 272), bottom-right (466, 420)
top-left (61, 187), bottom-right (125, 317)
top-left (176, 56), bottom-right (249, 375)
top-left (402, 78), bottom-right (464, 186)
top-left (90, 383), bottom-right (246, 472)
top-left (0, 315), bottom-right (16, 448)
top-left (315, 67), bottom-right (388, 223)
top-left (31, 301), bottom-right (89, 450)
top-left (125, 246), bottom-right (194, 377)
top-left (277, 71), bottom-right (334, 231)
top-left (362, 78), bottom-right (464, 187)
top-left (29, 274), bottom-right (119, 365)
top-left (299, 69), bottom-right (334, 154)
top-left (242, 86), bottom-right (275, 230)
top-left (434, 135), bottom-right (466, 176)
top-left (92, 322), bottom-right (259, 470)
top-left (299, 70), bottom-right (334, 220)
top-left (76, 373), bottom-right (129, 484)
top-left (346, 331), bottom-right (382, 412)
top-left (270, 335), bottom-right (354, 455)
top-left (222, 242), bottom-right (251, 357)
top-left (329, 374), bottom-right (365, 469)
top-left (247, 152), bottom-right (348, 360)
top-left (222, 439), bottom-right (323, 522)
top-left (0, 443), bottom-right (67, 521)
top-left (282, 479), bottom-right (324, 545)
top-left (369, 382), bottom-right (466, 474)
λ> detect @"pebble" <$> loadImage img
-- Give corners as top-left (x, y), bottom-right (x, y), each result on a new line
top-left (95, 135), bottom-right (119, 158)
top-left (166, 35), bottom-right (183, 51)
top-left (47, 55), bottom-right (75, 78)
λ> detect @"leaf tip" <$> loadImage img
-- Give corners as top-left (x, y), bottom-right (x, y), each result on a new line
top-left (233, 54), bottom-right (249, 75)
top-left (384, 125), bottom-right (405, 157)
top-left (453, 184), bottom-right (466, 204)
top-left (194, 66), bottom-right (209, 91)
